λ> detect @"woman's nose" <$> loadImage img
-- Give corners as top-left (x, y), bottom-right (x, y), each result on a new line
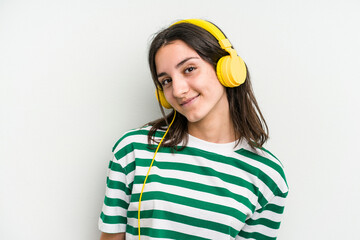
top-left (171, 76), bottom-right (189, 98)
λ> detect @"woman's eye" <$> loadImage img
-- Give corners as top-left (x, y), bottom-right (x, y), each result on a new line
top-left (161, 78), bottom-right (172, 86)
top-left (185, 66), bottom-right (196, 73)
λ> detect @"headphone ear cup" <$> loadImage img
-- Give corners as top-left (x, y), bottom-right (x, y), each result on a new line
top-left (155, 89), bottom-right (172, 109)
top-left (216, 55), bottom-right (247, 87)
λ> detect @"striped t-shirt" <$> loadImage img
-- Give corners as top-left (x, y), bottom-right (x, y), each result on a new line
top-left (99, 126), bottom-right (288, 239)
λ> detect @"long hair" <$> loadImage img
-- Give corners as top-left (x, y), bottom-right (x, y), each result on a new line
top-left (147, 22), bottom-right (268, 149)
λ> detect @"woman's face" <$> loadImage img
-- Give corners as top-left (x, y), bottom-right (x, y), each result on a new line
top-left (155, 40), bottom-right (229, 125)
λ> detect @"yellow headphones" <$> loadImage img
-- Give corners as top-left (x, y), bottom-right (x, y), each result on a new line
top-left (156, 19), bottom-right (247, 109)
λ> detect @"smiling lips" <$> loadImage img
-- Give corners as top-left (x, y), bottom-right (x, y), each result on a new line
top-left (180, 94), bottom-right (200, 106)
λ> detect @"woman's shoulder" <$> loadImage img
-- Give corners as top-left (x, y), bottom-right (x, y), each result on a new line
top-left (111, 126), bottom-right (151, 152)
top-left (236, 143), bottom-right (289, 197)
top-left (236, 141), bottom-right (284, 169)
top-left (111, 125), bottom-right (167, 153)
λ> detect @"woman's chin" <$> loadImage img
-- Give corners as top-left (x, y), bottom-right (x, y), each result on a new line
top-left (183, 112), bottom-right (204, 124)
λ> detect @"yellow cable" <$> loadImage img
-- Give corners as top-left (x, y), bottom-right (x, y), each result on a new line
top-left (138, 111), bottom-right (176, 239)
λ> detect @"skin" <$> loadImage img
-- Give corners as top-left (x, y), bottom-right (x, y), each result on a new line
top-left (100, 232), bottom-right (125, 240)
top-left (155, 40), bottom-right (236, 143)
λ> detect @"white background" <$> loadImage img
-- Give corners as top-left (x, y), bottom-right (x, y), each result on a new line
top-left (1, 0), bottom-right (359, 239)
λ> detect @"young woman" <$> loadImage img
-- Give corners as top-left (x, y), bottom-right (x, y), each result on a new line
top-left (99, 19), bottom-right (288, 240)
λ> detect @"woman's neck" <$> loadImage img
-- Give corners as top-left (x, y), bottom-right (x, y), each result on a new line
top-left (187, 110), bottom-right (236, 144)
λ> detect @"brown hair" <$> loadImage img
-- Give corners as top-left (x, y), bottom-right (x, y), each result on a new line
top-left (147, 21), bottom-right (268, 149)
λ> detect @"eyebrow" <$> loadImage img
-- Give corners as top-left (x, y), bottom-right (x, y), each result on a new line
top-left (157, 57), bottom-right (199, 78)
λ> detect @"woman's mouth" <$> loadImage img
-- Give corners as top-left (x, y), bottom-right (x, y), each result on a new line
top-left (180, 94), bottom-right (200, 106)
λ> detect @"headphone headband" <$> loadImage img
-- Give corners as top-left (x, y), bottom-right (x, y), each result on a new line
top-left (172, 19), bottom-right (226, 43)
top-left (172, 19), bottom-right (234, 56)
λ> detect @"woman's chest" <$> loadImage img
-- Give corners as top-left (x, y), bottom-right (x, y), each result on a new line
top-left (126, 151), bottom-right (258, 239)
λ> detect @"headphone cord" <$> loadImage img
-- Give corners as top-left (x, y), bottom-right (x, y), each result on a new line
top-left (138, 111), bottom-right (177, 240)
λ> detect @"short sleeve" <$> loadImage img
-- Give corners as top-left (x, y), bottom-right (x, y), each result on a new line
top-left (236, 194), bottom-right (288, 240)
top-left (98, 152), bottom-right (132, 233)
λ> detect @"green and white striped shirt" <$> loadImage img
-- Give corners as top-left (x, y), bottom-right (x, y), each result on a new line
top-left (99, 126), bottom-right (288, 239)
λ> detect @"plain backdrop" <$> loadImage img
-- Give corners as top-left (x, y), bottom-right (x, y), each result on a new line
top-left (1, 0), bottom-right (359, 239)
